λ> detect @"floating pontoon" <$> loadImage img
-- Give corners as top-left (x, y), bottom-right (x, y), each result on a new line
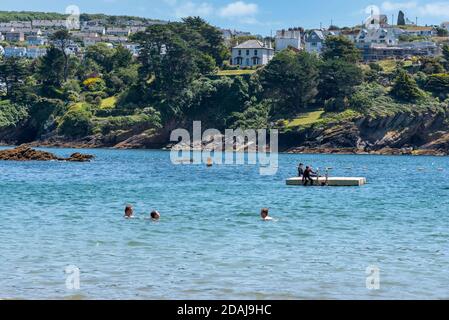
top-left (286, 177), bottom-right (367, 187)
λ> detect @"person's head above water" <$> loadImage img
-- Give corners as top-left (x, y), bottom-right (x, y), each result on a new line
top-left (150, 210), bottom-right (161, 220)
top-left (124, 205), bottom-right (133, 218)
top-left (260, 208), bottom-right (269, 219)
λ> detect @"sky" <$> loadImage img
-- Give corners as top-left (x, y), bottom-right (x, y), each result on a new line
top-left (1, 0), bottom-right (449, 35)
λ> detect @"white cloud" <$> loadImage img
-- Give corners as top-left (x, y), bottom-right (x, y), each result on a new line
top-left (381, 1), bottom-right (418, 12)
top-left (419, 2), bottom-right (449, 17)
top-left (218, 1), bottom-right (259, 18)
top-left (174, 1), bottom-right (214, 18)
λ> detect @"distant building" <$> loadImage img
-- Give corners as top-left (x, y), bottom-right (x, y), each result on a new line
top-left (275, 28), bottom-right (302, 52)
top-left (304, 30), bottom-right (325, 54)
top-left (361, 41), bottom-right (440, 61)
top-left (4, 32), bottom-right (25, 43)
top-left (356, 28), bottom-right (398, 46)
top-left (80, 25), bottom-right (106, 35)
top-left (129, 26), bottom-right (147, 34)
top-left (0, 21), bottom-right (32, 29)
top-left (0, 33), bottom-right (4, 42)
top-left (26, 47), bottom-right (47, 59)
top-left (442, 22), bottom-right (449, 31)
top-left (4, 46), bottom-right (27, 58)
top-left (0, 45), bottom-right (4, 56)
top-left (124, 43), bottom-right (140, 57)
top-left (398, 26), bottom-right (437, 37)
top-left (26, 35), bottom-right (48, 46)
top-left (32, 20), bottom-right (67, 28)
top-left (83, 36), bottom-right (103, 47)
top-left (340, 29), bottom-right (361, 42)
top-left (231, 40), bottom-right (274, 67)
top-left (106, 27), bottom-right (131, 37)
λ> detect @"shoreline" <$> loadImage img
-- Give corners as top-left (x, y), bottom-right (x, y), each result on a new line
top-left (1, 141), bottom-right (447, 157)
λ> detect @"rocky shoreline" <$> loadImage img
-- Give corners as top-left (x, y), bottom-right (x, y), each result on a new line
top-left (3, 139), bottom-right (447, 156)
top-left (0, 145), bottom-right (95, 162)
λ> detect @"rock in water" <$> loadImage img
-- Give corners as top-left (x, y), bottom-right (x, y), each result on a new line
top-left (0, 145), bottom-right (94, 162)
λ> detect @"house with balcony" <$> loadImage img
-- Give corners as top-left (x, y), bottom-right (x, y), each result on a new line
top-left (231, 40), bottom-right (274, 67)
top-left (356, 28), bottom-right (399, 47)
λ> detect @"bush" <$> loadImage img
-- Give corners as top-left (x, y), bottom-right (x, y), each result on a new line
top-left (425, 74), bottom-right (449, 100)
top-left (0, 100), bottom-right (29, 128)
top-left (58, 109), bottom-right (93, 138)
top-left (391, 70), bottom-right (426, 102)
top-left (82, 77), bottom-right (106, 92)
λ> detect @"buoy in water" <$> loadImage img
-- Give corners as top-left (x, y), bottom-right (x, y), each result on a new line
top-left (207, 157), bottom-right (213, 167)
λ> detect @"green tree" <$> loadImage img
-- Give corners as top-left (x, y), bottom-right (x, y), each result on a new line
top-left (318, 59), bottom-right (364, 111)
top-left (260, 49), bottom-right (319, 116)
top-left (37, 46), bottom-right (65, 87)
top-left (51, 29), bottom-right (72, 82)
top-left (322, 35), bottom-right (361, 63)
top-left (443, 44), bottom-right (449, 70)
top-left (85, 43), bottom-right (115, 74)
top-left (425, 73), bottom-right (449, 99)
top-left (112, 45), bottom-right (133, 69)
top-left (0, 57), bottom-right (29, 98)
top-left (391, 69), bottom-right (425, 102)
top-left (182, 16), bottom-right (229, 65)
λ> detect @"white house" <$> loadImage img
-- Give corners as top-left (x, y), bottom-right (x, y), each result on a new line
top-left (305, 30), bottom-right (325, 54)
top-left (356, 28), bottom-right (398, 46)
top-left (0, 33), bottom-right (4, 42)
top-left (26, 47), bottom-right (47, 59)
top-left (231, 40), bottom-right (274, 67)
top-left (275, 28), bottom-right (302, 52)
top-left (4, 47), bottom-right (27, 58)
top-left (398, 26), bottom-right (437, 37)
top-left (0, 45), bottom-right (4, 56)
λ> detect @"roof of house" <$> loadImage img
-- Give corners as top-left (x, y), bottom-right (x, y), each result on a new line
top-left (233, 40), bottom-right (272, 49)
top-left (305, 30), bottom-right (325, 41)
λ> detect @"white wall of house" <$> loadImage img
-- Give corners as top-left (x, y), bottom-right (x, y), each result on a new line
top-left (4, 47), bottom-right (27, 58)
top-left (231, 40), bottom-right (274, 67)
top-left (275, 29), bottom-right (302, 51)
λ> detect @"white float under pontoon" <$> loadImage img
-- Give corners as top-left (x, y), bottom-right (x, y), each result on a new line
top-left (286, 177), bottom-right (367, 187)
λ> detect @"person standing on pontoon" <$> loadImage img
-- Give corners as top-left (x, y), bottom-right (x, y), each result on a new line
top-left (303, 166), bottom-right (317, 186)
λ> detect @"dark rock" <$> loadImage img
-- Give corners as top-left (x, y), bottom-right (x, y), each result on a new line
top-left (0, 145), bottom-right (94, 162)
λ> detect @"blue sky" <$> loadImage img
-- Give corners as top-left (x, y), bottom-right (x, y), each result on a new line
top-left (1, 0), bottom-right (449, 35)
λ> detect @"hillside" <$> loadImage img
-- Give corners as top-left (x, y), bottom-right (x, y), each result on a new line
top-left (1, 19), bottom-right (449, 155)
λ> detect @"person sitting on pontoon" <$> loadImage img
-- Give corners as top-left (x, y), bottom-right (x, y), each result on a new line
top-left (298, 163), bottom-right (305, 177)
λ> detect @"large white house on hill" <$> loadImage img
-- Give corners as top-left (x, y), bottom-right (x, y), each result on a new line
top-left (231, 40), bottom-right (274, 67)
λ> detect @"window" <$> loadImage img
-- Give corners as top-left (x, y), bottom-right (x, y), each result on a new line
top-left (246, 58), bottom-right (250, 65)
top-left (246, 50), bottom-right (250, 55)
top-left (254, 49), bottom-right (258, 56)
top-left (238, 50), bottom-right (241, 56)
top-left (312, 42), bottom-right (317, 46)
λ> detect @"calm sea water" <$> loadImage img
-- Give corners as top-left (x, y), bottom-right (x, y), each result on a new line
top-left (1, 147), bottom-right (448, 300)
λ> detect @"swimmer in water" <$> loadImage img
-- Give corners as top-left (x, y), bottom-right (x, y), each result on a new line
top-left (150, 210), bottom-right (161, 221)
top-left (260, 208), bottom-right (273, 221)
top-left (124, 205), bottom-right (134, 219)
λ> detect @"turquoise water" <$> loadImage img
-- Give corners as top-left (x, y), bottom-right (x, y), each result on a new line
top-left (1, 147), bottom-right (449, 300)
